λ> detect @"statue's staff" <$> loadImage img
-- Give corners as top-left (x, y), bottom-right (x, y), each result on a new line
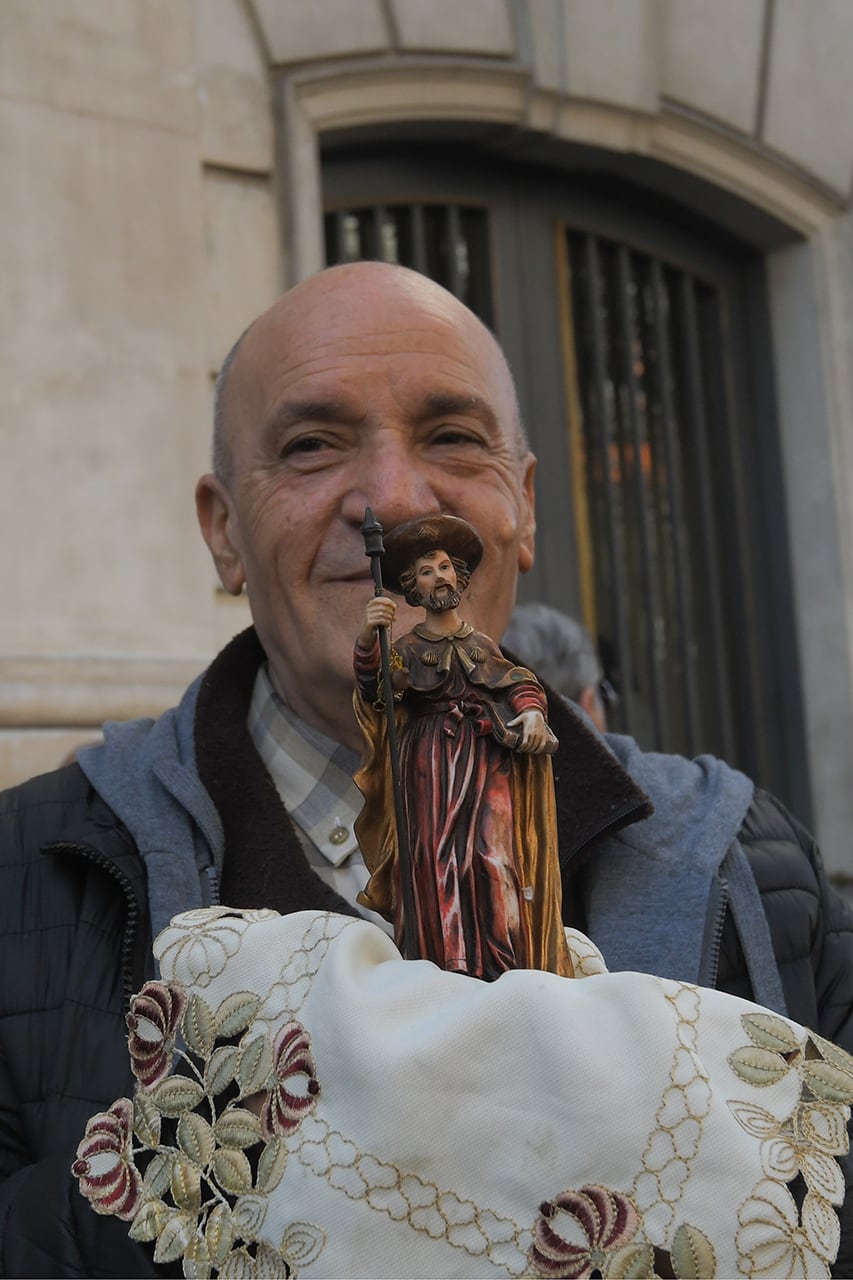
top-left (360, 507), bottom-right (417, 960)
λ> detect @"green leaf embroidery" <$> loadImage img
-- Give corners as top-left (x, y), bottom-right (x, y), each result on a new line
top-left (133, 1093), bottom-right (161, 1147)
top-left (177, 1111), bottom-right (215, 1169)
top-left (128, 1197), bottom-right (170, 1243)
top-left (170, 1153), bottom-right (201, 1214)
top-left (182, 1231), bottom-right (212, 1279)
top-left (256, 1240), bottom-right (291, 1278)
top-left (215, 992), bottom-right (261, 1039)
top-left (214, 1108), bottom-right (263, 1150)
top-left (141, 1151), bottom-right (175, 1200)
top-left (183, 993), bottom-right (216, 1059)
top-left (727, 1045), bottom-right (791, 1087)
top-left (809, 1031), bottom-right (853, 1076)
top-left (604, 1241), bottom-right (654, 1277)
top-left (205, 1044), bottom-right (240, 1097)
top-left (204, 1202), bottom-right (234, 1267)
top-left (212, 1147), bottom-right (253, 1196)
top-left (256, 1138), bottom-right (288, 1194)
top-left (217, 1245), bottom-right (256, 1277)
top-left (741, 1012), bottom-right (802, 1055)
top-left (671, 1222), bottom-right (717, 1278)
top-left (804, 1059), bottom-right (853, 1104)
top-left (152, 1076), bottom-right (205, 1117)
top-left (238, 1036), bottom-right (272, 1097)
top-left (152, 1210), bottom-right (195, 1265)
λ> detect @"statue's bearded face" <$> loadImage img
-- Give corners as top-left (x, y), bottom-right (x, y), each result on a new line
top-left (414, 550), bottom-right (462, 612)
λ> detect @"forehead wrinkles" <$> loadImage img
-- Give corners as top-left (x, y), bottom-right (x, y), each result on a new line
top-left (228, 288), bottom-right (521, 455)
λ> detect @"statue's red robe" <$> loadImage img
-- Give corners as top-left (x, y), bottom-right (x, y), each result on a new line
top-left (353, 623), bottom-right (574, 980)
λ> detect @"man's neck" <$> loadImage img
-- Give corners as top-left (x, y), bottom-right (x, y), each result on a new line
top-left (267, 664), bottom-right (363, 755)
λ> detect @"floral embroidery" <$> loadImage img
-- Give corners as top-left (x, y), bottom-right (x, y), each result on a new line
top-left (260, 1022), bottom-right (321, 1141)
top-left (126, 980), bottom-right (186, 1089)
top-left (154, 907), bottom-right (278, 989)
top-left (529, 1185), bottom-right (639, 1276)
top-left (72, 1098), bottom-right (142, 1221)
top-left (728, 1013), bottom-right (853, 1277)
top-left (73, 908), bottom-right (852, 1279)
top-left (528, 1188), bottom-right (718, 1280)
top-left (737, 1179), bottom-right (837, 1278)
top-left (73, 912), bottom-right (326, 1276)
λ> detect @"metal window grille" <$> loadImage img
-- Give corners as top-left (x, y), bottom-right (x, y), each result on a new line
top-left (564, 230), bottom-right (741, 761)
top-left (323, 203), bottom-right (493, 325)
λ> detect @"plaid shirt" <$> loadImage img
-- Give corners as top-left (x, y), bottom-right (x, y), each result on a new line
top-left (248, 665), bottom-right (392, 933)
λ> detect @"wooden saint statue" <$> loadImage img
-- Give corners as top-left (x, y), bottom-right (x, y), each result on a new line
top-left (353, 514), bottom-right (574, 981)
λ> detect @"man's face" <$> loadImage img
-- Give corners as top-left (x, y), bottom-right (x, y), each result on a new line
top-left (197, 263), bottom-right (536, 742)
top-left (414, 550), bottom-right (461, 612)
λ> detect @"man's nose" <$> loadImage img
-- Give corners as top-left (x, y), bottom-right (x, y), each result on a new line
top-left (341, 433), bottom-right (442, 531)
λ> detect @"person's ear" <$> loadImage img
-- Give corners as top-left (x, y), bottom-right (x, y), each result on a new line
top-left (195, 474), bottom-right (246, 595)
top-left (517, 453), bottom-right (537, 575)
top-left (578, 684), bottom-right (607, 734)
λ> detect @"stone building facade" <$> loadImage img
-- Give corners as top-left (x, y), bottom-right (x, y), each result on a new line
top-left (2, 0), bottom-right (853, 881)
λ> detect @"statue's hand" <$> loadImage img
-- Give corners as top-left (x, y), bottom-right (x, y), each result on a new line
top-left (357, 595), bottom-right (397, 648)
top-left (507, 708), bottom-right (558, 754)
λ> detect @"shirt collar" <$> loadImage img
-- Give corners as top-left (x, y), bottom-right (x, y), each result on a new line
top-left (247, 665), bottom-right (363, 867)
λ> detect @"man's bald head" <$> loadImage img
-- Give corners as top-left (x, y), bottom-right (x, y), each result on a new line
top-left (211, 262), bottom-right (527, 487)
top-left (196, 258), bottom-right (538, 746)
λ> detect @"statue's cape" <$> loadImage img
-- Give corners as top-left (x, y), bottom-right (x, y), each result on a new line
top-left (352, 625), bottom-right (571, 977)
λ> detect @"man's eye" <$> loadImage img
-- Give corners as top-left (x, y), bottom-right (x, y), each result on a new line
top-left (282, 436), bottom-right (326, 454)
top-left (431, 427), bottom-right (482, 447)
top-left (279, 434), bottom-right (337, 462)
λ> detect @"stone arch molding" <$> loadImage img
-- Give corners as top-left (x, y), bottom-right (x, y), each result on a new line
top-left (281, 57), bottom-right (845, 276)
top-left (196, 0), bottom-right (853, 270)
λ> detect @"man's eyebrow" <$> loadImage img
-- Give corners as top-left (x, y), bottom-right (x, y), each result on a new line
top-left (418, 392), bottom-right (499, 429)
top-left (261, 397), bottom-right (363, 436)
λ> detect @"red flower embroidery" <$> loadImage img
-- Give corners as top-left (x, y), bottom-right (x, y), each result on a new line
top-left (125, 980), bottom-right (186, 1088)
top-left (529, 1184), bottom-right (639, 1278)
top-left (260, 1022), bottom-right (320, 1140)
top-left (71, 1098), bottom-right (142, 1221)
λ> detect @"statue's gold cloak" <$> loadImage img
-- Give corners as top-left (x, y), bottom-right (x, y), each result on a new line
top-left (353, 624), bottom-right (574, 978)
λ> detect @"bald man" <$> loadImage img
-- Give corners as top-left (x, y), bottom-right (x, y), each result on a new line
top-left (2, 263), bottom-right (853, 1276)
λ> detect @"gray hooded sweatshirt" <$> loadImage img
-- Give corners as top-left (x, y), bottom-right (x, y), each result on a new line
top-left (78, 678), bottom-right (785, 1014)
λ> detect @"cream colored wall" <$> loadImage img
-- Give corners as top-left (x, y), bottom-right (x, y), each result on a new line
top-left (0, 0), bottom-right (271, 782)
top-left (3, 0), bottom-right (853, 881)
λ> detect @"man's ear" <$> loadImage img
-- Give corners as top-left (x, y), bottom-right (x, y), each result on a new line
top-left (578, 684), bottom-right (607, 734)
top-left (517, 453), bottom-right (537, 575)
top-left (195, 473), bottom-right (246, 595)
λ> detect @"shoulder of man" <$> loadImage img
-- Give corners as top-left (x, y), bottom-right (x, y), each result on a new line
top-left (729, 786), bottom-right (853, 1047)
top-left (0, 760), bottom-right (97, 843)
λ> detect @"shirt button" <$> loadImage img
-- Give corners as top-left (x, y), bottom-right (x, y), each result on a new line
top-left (329, 825), bottom-right (349, 846)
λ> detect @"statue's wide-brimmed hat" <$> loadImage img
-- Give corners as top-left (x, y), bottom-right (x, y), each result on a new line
top-left (381, 514), bottom-right (484, 595)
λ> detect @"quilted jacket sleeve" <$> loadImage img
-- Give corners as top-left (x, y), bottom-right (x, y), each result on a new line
top-left (725, 788), bottom-right (853, 1048)
top-left (0, 766), bottom-right (159, 1277)
top-left (0, 1153), bottom-right (156, 1278)
top-left (722, 788), bottom-right (853, 1280)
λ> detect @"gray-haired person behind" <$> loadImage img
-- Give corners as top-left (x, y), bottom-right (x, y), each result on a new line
top-left (503, 602), bottom-right (611, 732)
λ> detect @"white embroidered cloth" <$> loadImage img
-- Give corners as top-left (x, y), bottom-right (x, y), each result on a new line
top-left (73, 907), bottom-right (852, 1278)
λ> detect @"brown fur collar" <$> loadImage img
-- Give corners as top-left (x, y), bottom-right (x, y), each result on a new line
top-left (194, 627), bottom-right (652, 916)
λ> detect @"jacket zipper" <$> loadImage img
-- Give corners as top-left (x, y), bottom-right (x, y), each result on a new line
top-left (700, 874), bottom-right (729, 990)
top-left (47, 841), bottom-right (142, 1010)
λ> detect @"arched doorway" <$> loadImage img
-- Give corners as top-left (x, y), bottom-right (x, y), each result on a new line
top-left (322, 144), bottom-right (809, 821)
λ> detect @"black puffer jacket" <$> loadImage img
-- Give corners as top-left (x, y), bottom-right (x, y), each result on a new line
top-left (2, 631), bottom-right (853, 1276)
